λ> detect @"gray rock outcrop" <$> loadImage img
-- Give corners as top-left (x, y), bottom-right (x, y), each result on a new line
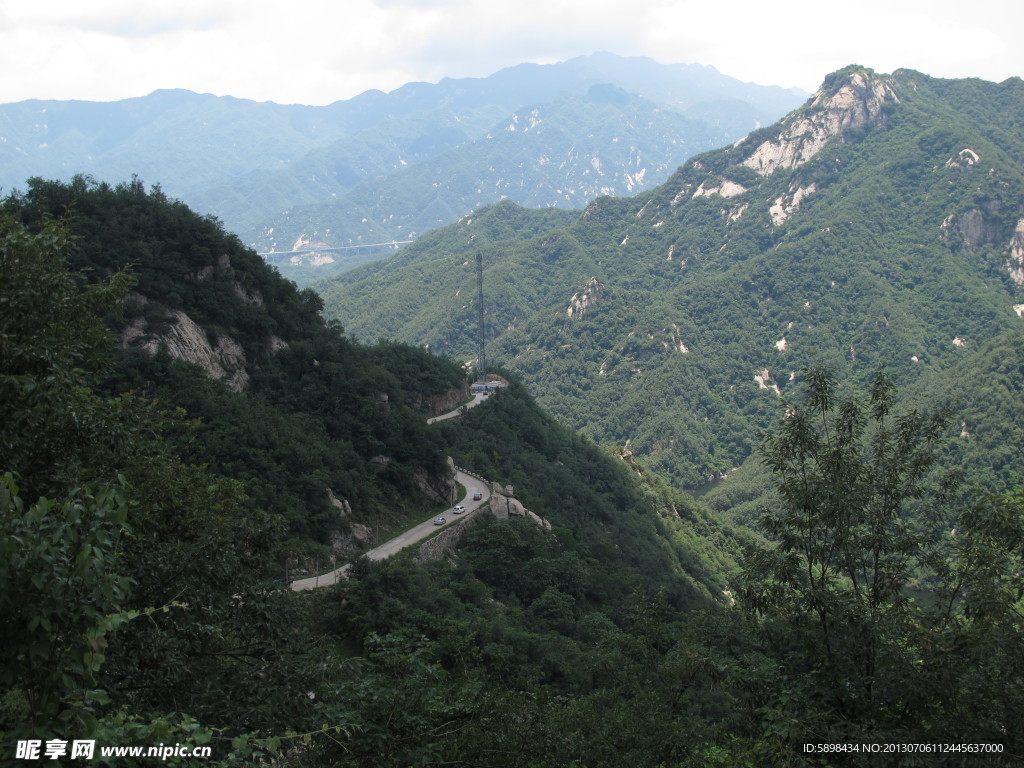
top-left (488, 494), bottom-right (526, 520)
top-left (120, 307), bottom-right (249, 391)
top-left (1008, 219), bottom-right (1024, 285)
top-left (567, 277), bottom-right (604, 319)
top-left (742, 70), bottom-right (898, 177)
top-left (328, 489), bottom-right (352, 517)
top-left (420, 384), bottom-right (472, 417)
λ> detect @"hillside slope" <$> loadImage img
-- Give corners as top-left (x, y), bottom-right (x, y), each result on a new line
top-left (4, 174), bottom-right (1023, 767)
top-left (2, 173), bottom-right (738, 597)
top-left (3, 176), bottom-right (462, 546)
top-left (320, 66), bottom-right (1024, 487)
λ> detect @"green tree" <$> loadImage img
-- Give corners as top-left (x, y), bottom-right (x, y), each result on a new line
top-left (0, 474), bottom-right (130, 735)
top-left (1, 213), bottom-right (138, 736)
top-left (0, 211), bottom-right (271, 759)
top-left (0, 213), bottom-right (133, 498)
top-left (741, 366), bottom-right (1024, 759)
top-left (740, 368), bottom-right (952, 741)
top-left (928, 488), bottom-right (1024, 750)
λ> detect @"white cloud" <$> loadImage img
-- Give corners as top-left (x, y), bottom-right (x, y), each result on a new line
top-left (643, 1), bottom-right (1021, 90)
top-left (0, 0), bottom-right (1020, 105)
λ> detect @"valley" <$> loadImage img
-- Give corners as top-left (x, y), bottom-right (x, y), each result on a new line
top-left (320, 65), bottom-right (1024, 495)
top-left (2, 59), bottom-right (1023, 767)
top-left (0, 53), bottom-right (807, 286)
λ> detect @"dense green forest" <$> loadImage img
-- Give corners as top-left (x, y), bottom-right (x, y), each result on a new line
top-left (3, 68), bottom-right (1024, 765)
top-left (319, 67), bottom-right (1024, 494)
top-left (0, 178), bottom-right (742, 764)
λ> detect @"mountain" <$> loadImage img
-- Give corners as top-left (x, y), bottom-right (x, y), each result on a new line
top-left (5, 176), bottom-right (1024, 764)
top-left (0, 53), bottom-right (807, 284)
top-left (0, 89), bottom-right (354, 197)
top-left (318, 65), bottom-right (1024, 489)
top-left (0, 174), bottom-right (740, 745)
top-left (1, 175), bottom-right (468, 543)
top-left (249, 85), bottom-right (734, 276)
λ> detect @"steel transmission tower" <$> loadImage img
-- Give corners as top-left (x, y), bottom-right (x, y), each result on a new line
top-left (476, 252), bottom-right (486, 382)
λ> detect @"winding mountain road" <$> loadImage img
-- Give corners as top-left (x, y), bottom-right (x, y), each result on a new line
top-left (425, 391), bottom-right (488, 424)
top-left (291, 391), bottom-right (492, 591)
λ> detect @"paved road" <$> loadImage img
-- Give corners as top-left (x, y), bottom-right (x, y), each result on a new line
top-left (291, 394), bottom-right (492, 591)
top-left (291, 469), bottom-right (490, 590)
top-left (426, 391), bottom-right (489, 424)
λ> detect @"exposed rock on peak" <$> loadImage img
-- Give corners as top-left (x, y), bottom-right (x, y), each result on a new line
top-left (742, 69), bottom-right (898, 176)
top-left (567, 277), bottom-right (605, 319)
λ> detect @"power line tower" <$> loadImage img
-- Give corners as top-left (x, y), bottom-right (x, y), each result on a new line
top-left (476, 252), bottom-right (486, 383)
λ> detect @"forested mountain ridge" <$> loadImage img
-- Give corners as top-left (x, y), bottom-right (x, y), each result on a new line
top-left (2, 177), bottom-right (759, 763)
top-left (4, 176), bottom-right (1024, 763)
top-left (2, 176), bottom-right (465, 543)
top-left (320, 65), bottom-right (1024, 488)
top-left (0, 53), bottom-right (807, 285)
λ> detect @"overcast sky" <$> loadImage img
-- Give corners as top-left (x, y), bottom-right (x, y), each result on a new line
top-left (1, 0), bottom-right (1021, 105)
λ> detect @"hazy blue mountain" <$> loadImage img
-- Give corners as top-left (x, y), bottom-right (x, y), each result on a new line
top-left (0, 53), bottom-right (807, 285)
top-left (250, 85), bottom-right (737, 277)
top-left (0, 90), bottom-right (350, 195)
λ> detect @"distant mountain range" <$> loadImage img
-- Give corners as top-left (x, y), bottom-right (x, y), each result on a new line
top-left (317, 65), bottom-right (1024, 489)
top-left (0, 53), bottom-right (807, 284)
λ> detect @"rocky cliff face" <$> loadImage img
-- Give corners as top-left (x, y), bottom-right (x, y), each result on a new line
top-left (418, 384), bottom-right (472, 417)
top-left (416, 467), bottom-right (457, 505)
top-left (1009, 219), bottom-right (1024, 285)
top-left (742, 70), bottom-right (898, 177)
top-left (567, 277), bottom-right (605, 319)
top-left (939, 190), bottom-right (1024, 289)
top-left (121, 305), bottom-right (250, 392)
top-left (651, 68), bottom-right (900, 236)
